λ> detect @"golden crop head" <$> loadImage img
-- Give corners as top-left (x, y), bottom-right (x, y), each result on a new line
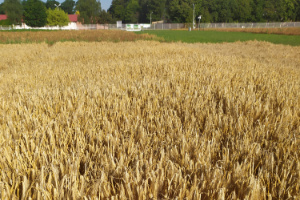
top-left (0, 40), bottom-right (299, 199)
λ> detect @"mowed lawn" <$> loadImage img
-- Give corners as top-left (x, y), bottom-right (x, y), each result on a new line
top-left (137, 30), bottom-right (300, 46)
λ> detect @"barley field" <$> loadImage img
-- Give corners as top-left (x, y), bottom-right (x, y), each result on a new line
top-left (0, 40), bottom-right (299, 199)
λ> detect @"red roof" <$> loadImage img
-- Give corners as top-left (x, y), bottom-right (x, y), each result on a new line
top-left (0, 15), bottom-right (8, 21)
top-left (68, 14), bottom-right (78, 22)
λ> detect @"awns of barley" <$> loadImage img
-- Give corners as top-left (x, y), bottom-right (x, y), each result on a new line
top-left (0, 41), bottom-right (299, 199)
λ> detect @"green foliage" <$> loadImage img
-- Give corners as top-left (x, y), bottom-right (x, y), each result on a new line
top-left (24, 0), bottom-right (47, 27)
top-left (108, 0), bottom-right (126, 22)
top-left (108, 0), bottom-right (299, 24)
top-left (3, 0), bottom-right (23, 24)
top-left (0, 3), bottom-right (5, 14)
top-left (61, 0), bottom-right (75, 14)
top-left (47, 8), bottom-right (69, 26)
top-left (0, 19), bottom-right (12, 25)
top-left (167, 0), bottom-right (192, 23)
top-left (125, 0), bottom-right (139, 23)
top-left (98, 10), bottom-right (114, 24)
top-left (45, 0), bottom-right (59, 10)
top-left (297, 0), bottom-right (300, 21)
top-left (76, 0), bottom-right (101, 24)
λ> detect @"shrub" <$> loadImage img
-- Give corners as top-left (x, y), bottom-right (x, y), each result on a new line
top-left (46, 8), bottom-right (69, 27)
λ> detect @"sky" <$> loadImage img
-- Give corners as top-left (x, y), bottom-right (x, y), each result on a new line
top-left (0, 0), bottom-right (113, 11)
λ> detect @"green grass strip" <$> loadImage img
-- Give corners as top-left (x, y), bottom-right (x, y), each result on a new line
top-left (137, 30), bottom-right (300, 46)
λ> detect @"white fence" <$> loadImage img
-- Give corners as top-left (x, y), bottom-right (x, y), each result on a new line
top-left (0, 25), bottom-right (12, 30)
top-left (100, 22), bottom-right (300, 30)
top-left (201, 22), bottom-right (300, 29)
top-left (1, 22), bottom-right (300, 31)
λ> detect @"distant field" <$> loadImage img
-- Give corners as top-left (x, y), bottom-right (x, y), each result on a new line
top-left (1, 29), bottom-right (299, 46)
top-left (0, 30), bottom-right (158, 44)
top-left (138, 30), bottom-right (300, 46)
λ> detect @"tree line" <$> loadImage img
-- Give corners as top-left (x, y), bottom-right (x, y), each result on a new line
top-left (110, 0), bottom-right (300, 23)
top-left (0, 0), bottom-right (300, 26)
top-left (0, 0), bottom-right (111, 26)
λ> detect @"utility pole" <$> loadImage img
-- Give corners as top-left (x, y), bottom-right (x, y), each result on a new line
top-left (193, 4), bottom-right (195, 29)
top-left (198, 15), bottom-right (202, 31)
top-left (150, 12), bottom-right (153, 25)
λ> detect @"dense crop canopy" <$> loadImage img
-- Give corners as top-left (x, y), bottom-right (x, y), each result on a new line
top-left (0, 41), bottom-right (299, 199)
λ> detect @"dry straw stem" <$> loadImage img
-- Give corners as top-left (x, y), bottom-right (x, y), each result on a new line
top-left (0, 41), bottom-right (299, 199)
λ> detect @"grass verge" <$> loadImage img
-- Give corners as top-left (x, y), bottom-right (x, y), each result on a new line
top-left (137, 30), bottom-right (300, 46)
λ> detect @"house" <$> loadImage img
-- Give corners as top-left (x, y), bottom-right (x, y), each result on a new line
top-left (0, 14), bottom-right (8, 21)
top-left (68, 14), bottom-right (78, 23)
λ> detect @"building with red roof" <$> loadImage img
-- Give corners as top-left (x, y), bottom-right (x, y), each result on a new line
top-left (0, 14), bottom-right (8, 21)
top-left (68, 14), bottom-right (78, 23)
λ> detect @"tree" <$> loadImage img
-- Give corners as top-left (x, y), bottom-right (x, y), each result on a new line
top-left (218, 0), bottom-right (233, 22)
top-left (147, 0), bottom-right (167, 22)
top-left (252, 0), bottom-right (265, 22)
top-left (296, 0), bottom-right (300, 21)
top-left (45, 0), bottom-right (59, 10)
top-left (108, 0), bottom-right (127, 22)
top-left (232, 0), bottom-right (252, 22)
top-left (284, 0), bottom-right (297, 21)
top-left (61, 0), bottom-right (75, 14)
top-left (24, 0), bottom-right (47, 27)
top-left (3, 0), bottom-right (23, 24)
top-left (98, 10), bottom-right (114, 23)
top-left (125, 0), bottom-right (139, 23)
top-left (46, 8), bottom-right (69, 26)
top-left (166, 0), bottom-right (182, 23)
top-left (76, 0), bottom-right (101, 24)
top-left (0, 3), bottom-right (5, 14)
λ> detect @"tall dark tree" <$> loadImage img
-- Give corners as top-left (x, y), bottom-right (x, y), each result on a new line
top-left (263, 0), bottom-right (277, 21)
top-left (138, 0), bottom-right (148, 22)
top-left (167, 0), bottom-right (187, 23)
top-left (98, 10), bottom-right (114, 23)
top-left (107, 0), bottom-right (300, 23)
top-left (45, 0), bottom-right (59, 10)
top-left (283, 0), bottom-right (297, 21)
top-left (252, 0), bottom-right (265, 22)
top-left (238, 0), bottom-right (253, 22)
top-left (217, 0), bottom-right (233, 22)
top-left (125, 0), bottom-right (139, 23)
top-left (0, 3), bottom-right (5, 14)
top-left (76, 0), bottom-right (101, 24)
top-left (296, 0), bottom-right (300, 21)
top-left (147, 0), bottom-right (167, 22)
top-left (3, 0), bottom-right (23, 24)
top-left (108, 0), bottom-right (127, 22)
top-left (24, 0), bottom-right (47, 27)
top-left (61, 0), bottom-right (75, 14)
